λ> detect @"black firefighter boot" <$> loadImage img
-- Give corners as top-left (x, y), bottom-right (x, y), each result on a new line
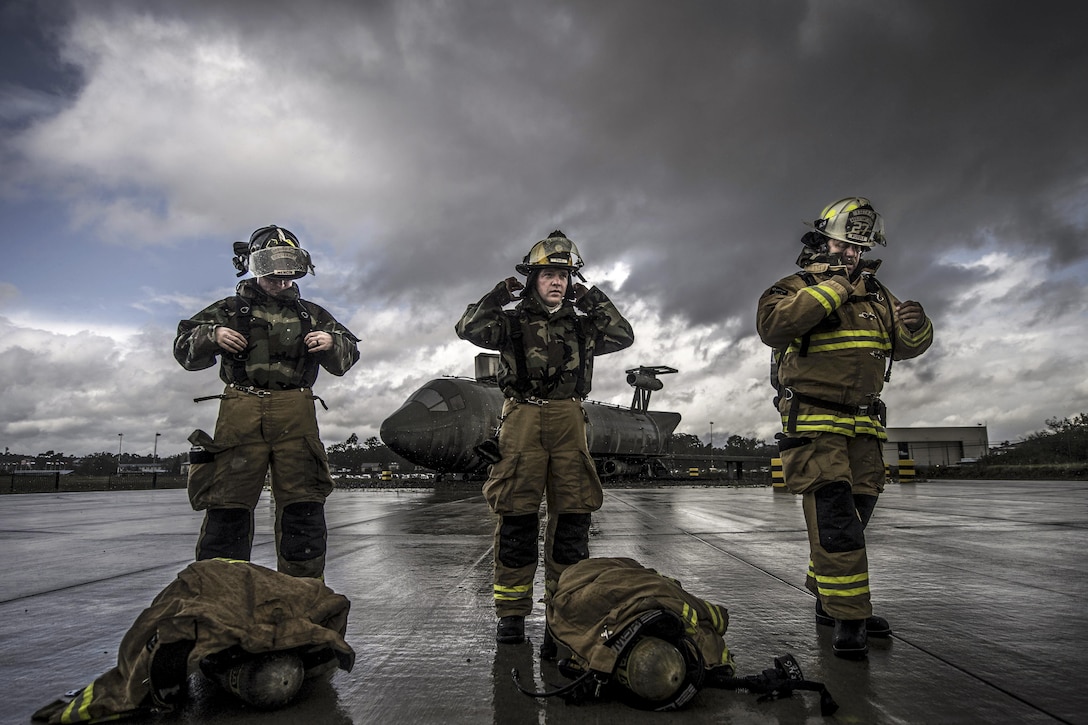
top-left (496, 615), bottom-right (525, 644)
top-left (832, 618), bottom-right (868, 659)
top-left (816, 599), bottom-right (892, 637)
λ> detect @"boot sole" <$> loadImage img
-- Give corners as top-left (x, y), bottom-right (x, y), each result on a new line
top-left (833, 644), bottom-right (869, 660)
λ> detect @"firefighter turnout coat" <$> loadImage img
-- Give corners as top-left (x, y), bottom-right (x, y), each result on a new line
top-left (548, 557), bottom-right (734, 677)
top-left (33, 560), bottom-right (354, 724)
top-left (757, 258), bottom-right (933, 441)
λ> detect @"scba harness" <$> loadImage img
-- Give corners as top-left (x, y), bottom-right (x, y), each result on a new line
top-left (191, 295), bottom-right (328, 410)
top-left (506, 312), bottom-right (588, 401)
top-left (226, 294), bottom-right (316, 390)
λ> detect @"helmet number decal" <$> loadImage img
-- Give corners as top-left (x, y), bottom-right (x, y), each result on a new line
top-left (844, 209), bottom-right (876, 243)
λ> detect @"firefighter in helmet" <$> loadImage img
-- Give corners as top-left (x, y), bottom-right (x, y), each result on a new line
top-left (455, 230), bottom-right (634, 649)
top-left (174, 225), bottom-right (360, 579)
top-left (757, 198), bottom-right (933, 658)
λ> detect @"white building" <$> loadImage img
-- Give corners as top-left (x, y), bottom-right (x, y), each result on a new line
top-left (883, 426), bottom-right (990, 466)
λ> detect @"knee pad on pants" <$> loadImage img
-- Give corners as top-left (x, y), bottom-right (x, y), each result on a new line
top-left (552, 512), bottom-right (591, 565)
top-left (197, 508), bottom-right (253, 561)
top-left (280, 501), bottom-right (327, 562)
top-left (853, 493), bottom-right (878, 528)
top-left (814, 482), bottom-right (865, 553)
top-left (498, 513), bottom-right (539, 569)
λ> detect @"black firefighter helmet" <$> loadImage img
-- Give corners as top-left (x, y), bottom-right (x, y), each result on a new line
top-left (231, 224), bottom-right (315, 279)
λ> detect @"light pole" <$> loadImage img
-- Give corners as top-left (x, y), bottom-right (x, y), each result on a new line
top-left (117, 433), bottom-right (123, 474)
top-left (709, 421), bottom-right (714, 470)
top-left (153, 432), bottom-right (161, 463)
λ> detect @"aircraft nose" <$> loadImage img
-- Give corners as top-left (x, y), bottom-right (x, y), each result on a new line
top-left (380, 401), bottom-right (431, 460)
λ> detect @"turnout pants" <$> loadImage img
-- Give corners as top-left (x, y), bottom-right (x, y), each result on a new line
top-left (188, 386), bottom-right (335, 578)
top-left (482, 398), bottom-right (604, 617)
top-left (779, 432), bottom-right (884, 621)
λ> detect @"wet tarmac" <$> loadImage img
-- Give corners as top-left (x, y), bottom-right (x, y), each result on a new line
top-left (2, 479), bottom-right (1085, 724)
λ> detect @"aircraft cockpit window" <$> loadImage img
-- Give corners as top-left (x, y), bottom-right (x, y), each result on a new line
top-left (409, 387), bottom-right (446, 411)
top-left (448, 394), bottom-right (465, 411)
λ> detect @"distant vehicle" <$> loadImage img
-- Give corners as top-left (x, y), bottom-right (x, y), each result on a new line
top-left (380, 355), bottom-right (681, 479)
top-left (117, 463), bottom-right (168, 475)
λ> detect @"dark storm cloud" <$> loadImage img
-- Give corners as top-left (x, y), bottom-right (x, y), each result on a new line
top-left (3, 0), bottom-right (1087, 454)
top-left (0, 1), bottom-right (80, 105)
top-left (212, 0), bottom-right (1088, 333)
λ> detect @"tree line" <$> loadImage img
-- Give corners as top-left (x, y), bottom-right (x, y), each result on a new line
top-left (984, 413), bottom-right (1088, 465)
top-left (4, 413), bottom-right (1083, 477)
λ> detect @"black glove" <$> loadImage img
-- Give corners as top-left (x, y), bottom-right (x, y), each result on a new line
top-left (497, 276), bottom-right (524, 305)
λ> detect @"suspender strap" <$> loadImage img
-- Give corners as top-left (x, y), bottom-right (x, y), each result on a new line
top-left (291, 299), bottom-right (317, 384)
top-left (229, 295), bottom-right (253, 387)
top-left (866, 275), bottom-right (897, 382)
top-left (573, 323), bottom-right (588, 398)
top-left (797, 272), bottom-right (817, 357)
top-left (509, 311), bottom-right (589, 399)
top-left (228, 295), bottom-right (320, 389)
top-left (296, 299), bottom-right (314, 336)
top-left (509, 319), bottom-right (533, 397)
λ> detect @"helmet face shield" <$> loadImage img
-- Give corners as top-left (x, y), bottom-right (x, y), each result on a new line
top-left (249, 246), bottom-right (313, 279)
top-left (242, 225), bottom-right (314, 278)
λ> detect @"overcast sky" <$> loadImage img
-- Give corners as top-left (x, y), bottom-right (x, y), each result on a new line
top-left (2, 0), bottom-right (1086, 460)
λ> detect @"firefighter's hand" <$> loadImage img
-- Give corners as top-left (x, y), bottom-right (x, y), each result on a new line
top-left (305, 331), bottom-right (334, 353)
top-left (499, 276), bottom-right (524, 304)
top-left (896, 300), bottom-right (927, 332)
top-left (505, 276), bottom-right (524, 295)
top-left (215, 326), bottom-right (248, 354)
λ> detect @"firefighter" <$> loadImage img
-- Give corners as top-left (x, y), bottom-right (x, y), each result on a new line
top-left (455, 230), bottom-right (634, 648)
top-left (757, 198), bottom-right (934, 658)
top-left (174, 225), bottom-right (360, 579)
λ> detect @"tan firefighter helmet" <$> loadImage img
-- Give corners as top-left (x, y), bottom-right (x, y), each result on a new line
top-left (209, 651), bottom-right (306, 709)
top-left (515, 229), bottom-right (585, 277)
top-left (614, 636), bottom-right (688, 703)
top-left (812, 197), bottom-right (887, 248)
